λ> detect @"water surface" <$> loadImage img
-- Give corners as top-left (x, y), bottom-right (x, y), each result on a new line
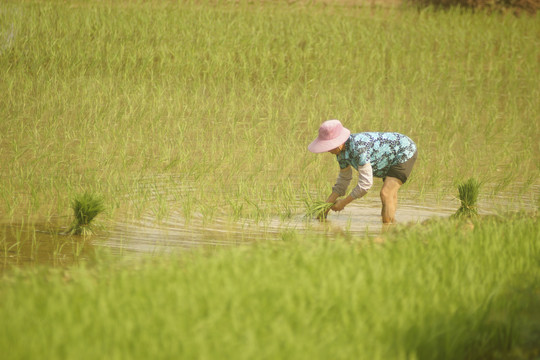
top-left (1, 185), bottom-right (537, 268)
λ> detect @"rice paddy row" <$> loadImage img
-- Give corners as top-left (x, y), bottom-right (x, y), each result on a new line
top-left (1, 1), bottom-right (538, 226)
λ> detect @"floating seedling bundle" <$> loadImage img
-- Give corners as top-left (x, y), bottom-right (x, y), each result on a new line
top-left (69, 192), bottom-right (105, 235)
top-left (454, 178), bottom-right (481, 218)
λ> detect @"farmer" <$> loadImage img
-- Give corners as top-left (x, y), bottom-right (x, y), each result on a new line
top-left (308, 119), bottom-right (417, 224)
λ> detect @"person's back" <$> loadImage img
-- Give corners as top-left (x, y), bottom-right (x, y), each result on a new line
top-left (337, 132), bottom-right (417, 178)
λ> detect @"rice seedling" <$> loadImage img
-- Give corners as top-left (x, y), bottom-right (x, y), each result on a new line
top-left (454, 178), bottom-right (481, 218)
top-left (69, 192), bottom-right (105, 236)
top-left (227, 198), bottom-right (244, 221)
top-left (305, 200), bottom-right (334, 220)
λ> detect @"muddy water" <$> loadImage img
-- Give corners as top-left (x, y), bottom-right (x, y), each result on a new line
top-left (99, 185), bottom-right (538, 256)
top-left (0, 221), bottom-right (95, 269)
top-left (1, 185), bottom-right (538, 268)
top-left (102, 197), bottom-right (451, 253)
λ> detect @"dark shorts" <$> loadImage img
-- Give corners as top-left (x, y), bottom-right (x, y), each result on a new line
top-left (384, 150), bottom-right (418, 184)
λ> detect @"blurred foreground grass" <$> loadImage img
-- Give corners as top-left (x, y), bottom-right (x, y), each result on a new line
top-left (1, 214), bottom-right (538, 359)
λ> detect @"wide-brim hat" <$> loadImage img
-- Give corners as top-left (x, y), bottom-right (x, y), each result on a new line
top-left (308, 119), bottom-right (351, 153)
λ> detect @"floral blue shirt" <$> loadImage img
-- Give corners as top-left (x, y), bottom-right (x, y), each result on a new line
top-left (336, 132), bottom-right (417, 178)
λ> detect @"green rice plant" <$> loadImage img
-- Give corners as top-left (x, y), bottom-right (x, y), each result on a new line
top-left (305, 200), bottom-right (334, 220)
top-left (0, 0), bottom-right (538, 224)
top-left (408, 0), bottom-right (538, 14)
top-left (69, 192), bottom-right (105, 236)
top-left (454, 178), bottom-right (481, 218)
top-left (227, 198), bottom-right (244, 221)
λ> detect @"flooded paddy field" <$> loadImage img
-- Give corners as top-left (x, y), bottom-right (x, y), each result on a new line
top-left (101, 185), bottom-right (538, 253)
top-left (0, 1), bottom-right (539, 358)
top-left (2, 184), bottom-right (537, 268)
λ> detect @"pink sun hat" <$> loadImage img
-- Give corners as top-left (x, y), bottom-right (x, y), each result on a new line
top-left (308, 120), bottom-right (351, 153)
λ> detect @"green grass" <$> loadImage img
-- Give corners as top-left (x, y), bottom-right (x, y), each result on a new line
top-left (1, 215), bottom-right (538, 359)
top-left (0, 1), bottom-right (538, 224)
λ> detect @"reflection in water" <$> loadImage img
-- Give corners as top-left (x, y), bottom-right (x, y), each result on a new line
top-left (0, 221), bottom-right (95, 270)
top-left (99, 185), bottom-right (538, 257)
top-left (1, 185), bottom-right (537, 267)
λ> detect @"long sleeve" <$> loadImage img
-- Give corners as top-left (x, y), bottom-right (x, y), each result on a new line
top-left (332, 166), bottom-right (353, 196)
top-left (350, 163), bottom-right (373, 199)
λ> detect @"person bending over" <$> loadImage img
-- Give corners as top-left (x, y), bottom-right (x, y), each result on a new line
top-left (308, 119), bottom-right (418, 224)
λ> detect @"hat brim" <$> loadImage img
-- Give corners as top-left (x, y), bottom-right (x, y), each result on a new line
top-left (307, 128), bottom-right (351, 153)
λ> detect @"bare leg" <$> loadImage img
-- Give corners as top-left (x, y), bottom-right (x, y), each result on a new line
top-left (380, 177), bottom-right (403, 224)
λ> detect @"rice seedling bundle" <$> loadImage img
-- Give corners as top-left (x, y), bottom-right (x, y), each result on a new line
top-left (69, 192), bottom-right (105, 236)
top-left (454, 178), bottom-right (481, 218)
top-left (305, 200), bottom-right (334, 220)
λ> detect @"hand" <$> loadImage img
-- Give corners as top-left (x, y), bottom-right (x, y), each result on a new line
top-left (317, 208), bottom-right (330, 220)
top-left (331, 199), bottom-right (347, 212)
